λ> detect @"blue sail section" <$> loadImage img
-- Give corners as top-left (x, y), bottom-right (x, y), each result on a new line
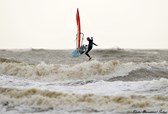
top-left (71, 45), bottom-right (87, 57)
top-left (71, 49), bottom-right (81, 57)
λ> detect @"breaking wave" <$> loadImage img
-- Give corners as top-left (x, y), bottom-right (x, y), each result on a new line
top-left (0, 87), bottom-right (168, 112)
top-left (0, 59), bottom-right (119, 81)
top-left (1, 57), bottom-right (168, 81)
top-left (0, 58), bottom-right (21, 63)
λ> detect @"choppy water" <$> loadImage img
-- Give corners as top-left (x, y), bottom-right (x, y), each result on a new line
top-left (0, 49), bottom-right (168, 114)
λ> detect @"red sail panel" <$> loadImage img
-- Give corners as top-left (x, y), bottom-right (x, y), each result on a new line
top-left (76, 8), bottom-right (81, 49)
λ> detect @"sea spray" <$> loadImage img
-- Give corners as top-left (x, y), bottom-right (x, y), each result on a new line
top-left (0, 60), bottom-right (119, 80)
top-left (1, 49), bottom-right (168, 114)
top-left (0, 87), bottom-right (168, 112)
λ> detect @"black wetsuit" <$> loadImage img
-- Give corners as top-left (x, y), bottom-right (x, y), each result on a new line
top-left (85, 39), bottom-right (97, 58)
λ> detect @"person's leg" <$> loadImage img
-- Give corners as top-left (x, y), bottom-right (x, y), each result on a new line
top-left (85, 48), bottom-right (92, 59)
top-left (85, 52), bottom-right (91, 58)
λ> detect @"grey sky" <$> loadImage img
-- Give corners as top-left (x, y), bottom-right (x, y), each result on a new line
top-left (0, 0), bottom-right (168, 49)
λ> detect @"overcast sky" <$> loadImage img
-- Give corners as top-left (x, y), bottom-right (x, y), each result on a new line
top-left (0, 0), bottom-right (168, 49)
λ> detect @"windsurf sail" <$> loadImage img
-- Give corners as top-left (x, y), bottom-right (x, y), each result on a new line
top-left (76, 8), bottom-right (81, 49)
top-left (76, 8), bottom-right (84, 50)
top-left (71, 8), bottom-right (85, 57)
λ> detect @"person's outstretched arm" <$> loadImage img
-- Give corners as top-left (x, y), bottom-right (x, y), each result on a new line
top-left (93, 42), bottom-right (98, 46)
top-left (91, 37), bottom-right (98, 46)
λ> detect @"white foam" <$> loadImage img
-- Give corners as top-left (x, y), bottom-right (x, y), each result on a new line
top-left (1, 75), bottom-right (168, 96)
top-left (0, 61), bottom-right (168, 82)
top-left (1, 74), bottom-right (168, 114)
top-left (0, 60), bottom-right (119, 81)
top-left (47, 78), bottom-right (168, 96)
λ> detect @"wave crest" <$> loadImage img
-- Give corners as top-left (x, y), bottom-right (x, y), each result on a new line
top-left (0, 58), bottom-right (21, 63)
top-left (0, 87), bottom-right (168, 111)
top-left (0, 60), bottom-right (119, 80)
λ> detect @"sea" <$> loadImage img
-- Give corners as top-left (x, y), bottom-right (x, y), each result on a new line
top-left (0, 48), bottom-right (168, 114)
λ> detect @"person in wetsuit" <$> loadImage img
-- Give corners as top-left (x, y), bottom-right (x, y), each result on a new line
top-left (85, 37), bottom-right (98, 60)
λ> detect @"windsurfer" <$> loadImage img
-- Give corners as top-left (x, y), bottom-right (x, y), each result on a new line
top-left (85, 37), bottom-right (98, 60)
